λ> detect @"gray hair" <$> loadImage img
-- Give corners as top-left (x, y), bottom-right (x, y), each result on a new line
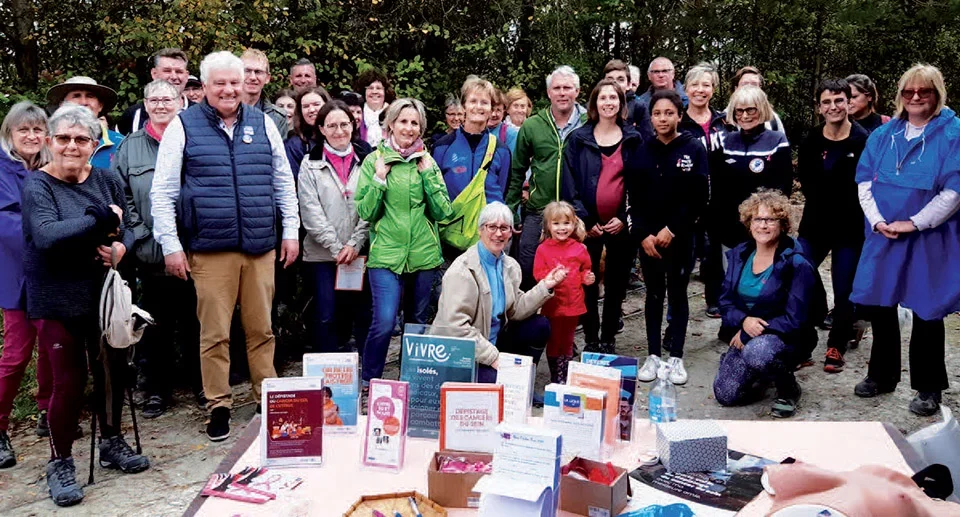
top-left (49, 104), bottom-right (102, 142)
top-left (647, 57), bottom-right (674, 74)
top-left (444, 93), bottom-right (462, 111)
top-left (546, 65), bottom-right (580, 90)
top-left (478, 202), bottom-right (514, 229)
top-left (290, 58), bottom-right (316, 75)
top-left (725, 85), bottom-right (774, 126)
top-left (0, 101), bottom-right (51, 170)
top-left (199, 51), bottom-right (244, 84)
top-left (144, 79), bottom-right (179, 100)
top-left (685, 62), bottom-right (719, 90)
top-left (629, 65), bottom-right (641, 83)
top-left (383, 98), bottom-right (428, 138)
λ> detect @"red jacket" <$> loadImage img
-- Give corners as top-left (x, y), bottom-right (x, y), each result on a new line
top-left (534, 237), bottom-right (592, 317)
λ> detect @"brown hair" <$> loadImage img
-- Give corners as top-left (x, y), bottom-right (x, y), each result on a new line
top-left (732, 66), bottom-right (764, 90)
top-left (153, 48), bottom-right (188, 68)
top-left (587, 78), bottom-right (626, 124)
top-left (313, 100), bottom-right (356, 145)
top-left (354, 68), bottom-right (396, 104)
top-left (293, 86), bottom-right (332, 141)
top-left (603, 59), bottom-right (629, 77)
top-left (738, 189), bottom-right (792, 234)
top-left (541, 201), bottom-right (587, 242)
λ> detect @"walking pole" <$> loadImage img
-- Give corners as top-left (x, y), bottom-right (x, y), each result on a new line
top-left (127, 347), bottom-right (142, 455)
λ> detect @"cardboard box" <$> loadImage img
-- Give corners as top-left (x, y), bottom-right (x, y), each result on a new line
top-left (559, 458), bottom-right (630, 517)
top-left (656, 420), bottom-right (727, 473)
top-left (427, 450), bottom-right (493, 508)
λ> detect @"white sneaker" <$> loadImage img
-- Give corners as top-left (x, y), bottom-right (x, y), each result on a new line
top-left (638, 355), bottom-right (661, 382)
top-left (668, 357), bottom-right (688, 385)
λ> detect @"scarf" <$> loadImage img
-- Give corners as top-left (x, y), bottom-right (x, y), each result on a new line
top-left (363, 103), bottom-right (384, 146)
top-left (323, 142), bottom-right (355, 186)
top-left (387, 135), bottom-right (425, 160)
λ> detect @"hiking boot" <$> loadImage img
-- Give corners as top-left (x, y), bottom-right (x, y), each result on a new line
top-left (819, 309), bottom-right (834, 330)
top-left (99, 435), bottom-right (150, 473)
top-left (705, 306), bottom-right (721, 319)
top-left (909, 391), bottom-right (942, 417)
top-left (823, 347), bottom-right (845, 373)
top-left (142, 395), bottom-right (166, 419)
top-left (854, 377), bottom-right (896, 398)
top-left (46, 457), bottom-right (83, 507)
top-left (0, 430), bottom-right (15, 468)
top-left (36, 409), bottom-right (49, 437)
top-left (638, 355), bottom-right (661, 382)
top-left (206, 407), bottom-right (231, 442)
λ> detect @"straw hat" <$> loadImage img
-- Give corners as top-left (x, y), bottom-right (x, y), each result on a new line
top-left (46, 76), bottom-right (118, 114)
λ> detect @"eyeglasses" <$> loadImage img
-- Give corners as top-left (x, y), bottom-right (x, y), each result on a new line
top-left (244, 68), bottom-right (268, 78)
top-left (53, 134), bottom-right (96, 147)
top-left (751, 217), bottom-right (779, 227)
top-left (483, 224), bottom-right (512, 234)
top-left (900, 88), bottom-right (935, 100)
top-left (734, 107), bottom-right (759, 117)
top-left (323, 122), bottom-right (353, 131)
top-left (650, 68), bottom-right (674, 75)
top-left (145, 97), bottom-right (177, 107)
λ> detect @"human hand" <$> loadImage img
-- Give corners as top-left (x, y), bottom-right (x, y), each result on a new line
top-left (279, 239), bottom-right (300, 268)
top-left (641, 235), bottom-right (662, 259)
top-left (730, 331), bottom-right (745, 350)
top-left (491, 357), bottom-right (500, 370)
top-left (542, 265), bottom-right (568, 289)
top-left (583, 271), bottom-right (596, 285)
top-left (875, 221), bottom-right (899, 239)
top-left (97, 243), bottom-right (125, 267)
top-left (336, 245), bottom-right (359, 265)
top-left (521, 190), bottom-right (530, 203)
top-left (655, 227), bottom-right (673, 248)
top-left (603, 218), bottom-right (624, 235)
top-left (887, 220), bottom-right (917, 235)
top-left (165, 251), bottom-right (191, 280)
top-left (587, 224), bottom-right (603, 238)
top-left (375, 156), bottom-right (390, 180)
top-left (742, 316), bottom-right (768, 338)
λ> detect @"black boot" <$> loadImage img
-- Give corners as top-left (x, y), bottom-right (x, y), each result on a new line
top-left (0, 430), bottom-right (15, 468)
top-left (547, 357), bottom-right (561, 384)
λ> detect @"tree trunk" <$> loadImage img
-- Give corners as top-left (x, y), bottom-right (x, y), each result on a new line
top-left (9, 0), bottom-right (39, 88)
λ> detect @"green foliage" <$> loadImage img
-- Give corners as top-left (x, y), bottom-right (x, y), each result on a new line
top-left (3, 0), bottom-right (960, 137)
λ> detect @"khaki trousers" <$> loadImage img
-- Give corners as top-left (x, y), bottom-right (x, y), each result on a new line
top-left (190, 250), bottom-right (277, 411)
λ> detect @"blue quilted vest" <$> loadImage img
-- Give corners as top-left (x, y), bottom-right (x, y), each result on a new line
top-left (178, 102), bottom-right (276, 254)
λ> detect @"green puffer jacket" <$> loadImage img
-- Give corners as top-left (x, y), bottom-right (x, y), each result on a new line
top-left (505, 106), bottom-right (587, 218)
top-left (355, 142), bottom-right (454, 274)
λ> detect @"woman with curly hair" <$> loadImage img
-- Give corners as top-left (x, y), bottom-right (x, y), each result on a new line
top-left (354, 68), bottom-right (395, 147)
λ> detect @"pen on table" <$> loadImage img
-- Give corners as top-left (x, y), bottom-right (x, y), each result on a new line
top-left (372, 510), bottom-right (386, 517)
top-left (408, 496), bottom-right (422, 517)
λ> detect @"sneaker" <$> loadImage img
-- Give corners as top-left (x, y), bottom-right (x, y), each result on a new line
top-left (819, 309), bottom-right (834, 330)
top-left (794, 357), bottom-right (814, 371)
top-left (854, 377), bottom-right (896, 398)
top-left (0, 430), bottom-right (15, 468)
top-left (142, 395), bottom-right (166, 419)
top-left (667, 357), bottom-right (688, 385)
top-left (582, 341), bottom-right (601, 353)
top-left (909, 391), bottom-right (942, 417)
top-left (46, 457), bottom-right (84, 507)
top-left (705, 306), bottom-right (721, 319)
top-left (823, 348), bottom-right (845, 373)
top-left (206, 407), bottom-right (231, 442)
top-left (638, 355), bottom-right (661, 382)
top-left (36, 409), bottom-right (49, 437)
top-left (99, 435), bottom-right (150, 473)
top-left (599, 341), bottom-right (616, 354)
top-left (195, 390), bottom-right (208, 410)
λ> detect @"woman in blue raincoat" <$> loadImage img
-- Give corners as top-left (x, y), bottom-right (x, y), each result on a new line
top-left (851, 64), bottom-right (960, 417)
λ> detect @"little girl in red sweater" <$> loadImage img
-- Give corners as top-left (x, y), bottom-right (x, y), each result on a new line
top-left (534, 201), bottom-right (595, 384)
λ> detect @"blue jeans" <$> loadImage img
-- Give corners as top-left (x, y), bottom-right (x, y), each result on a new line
top-left (362, 268), bottom-right (437, 381)
top-left (476, 315), bottom-right (551, 383)
top-left (308, 262), bottom-right (371, 353)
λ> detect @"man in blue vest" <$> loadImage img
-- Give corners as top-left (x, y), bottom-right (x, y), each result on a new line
top-left (150, 51), bottom-right (300, 442)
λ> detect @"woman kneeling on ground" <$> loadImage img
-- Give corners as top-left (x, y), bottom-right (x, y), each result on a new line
top-left (713, 190), bottom-right (822, 418)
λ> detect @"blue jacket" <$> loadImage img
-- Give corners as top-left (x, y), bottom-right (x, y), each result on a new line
top-left (178, 102), bottom-right (277, 255)
top-left (719, 236), bottom-right (824, 358)
top-left (564, 123), bottom-right (644, 229)
top-left (490, 121), bottom-right (519, 154)
top-left (284, 136), bottom-right (314, 182)
top-left (90, 128), bottom-right (124, 170)
top-left (0, 150), bottom-right (29, 309)
top-left (432, 128), bottom-right (512, 204)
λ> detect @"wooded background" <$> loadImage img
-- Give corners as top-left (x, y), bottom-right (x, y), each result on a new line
top-left (3, 0), bottom-right (960, 138)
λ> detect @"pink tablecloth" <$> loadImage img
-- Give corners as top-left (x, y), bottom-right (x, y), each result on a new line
top-left (188, 417), bottom-right (916, 517)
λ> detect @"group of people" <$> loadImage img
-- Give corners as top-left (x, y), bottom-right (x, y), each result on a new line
top-left (1, 44), bottom-right (958, 508)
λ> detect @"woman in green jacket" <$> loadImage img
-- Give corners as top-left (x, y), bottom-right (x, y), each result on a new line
top-left (355, 98), bottom-right (453, 383)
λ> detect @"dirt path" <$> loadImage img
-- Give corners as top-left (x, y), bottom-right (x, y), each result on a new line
top-left (1, 262), bottom-right (956, 516)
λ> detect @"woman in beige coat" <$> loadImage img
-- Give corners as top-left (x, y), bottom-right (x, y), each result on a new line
top-left (298, 100), bottom-right (372, 352)
top-left (434, 202), bottom-right (568, 383)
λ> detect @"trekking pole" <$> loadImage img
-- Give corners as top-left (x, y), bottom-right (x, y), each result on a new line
top-left (88, 411), bottom-right (97, 485)
top-left (127, 348), bottom-right (142, 455)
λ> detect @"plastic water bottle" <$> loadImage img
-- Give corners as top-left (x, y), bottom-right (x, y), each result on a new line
top-left (648, 363), bottom-right (677, 423)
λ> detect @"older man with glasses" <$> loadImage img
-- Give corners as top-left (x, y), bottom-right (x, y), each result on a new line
top-left (633, 57), bottom-right (689, 135)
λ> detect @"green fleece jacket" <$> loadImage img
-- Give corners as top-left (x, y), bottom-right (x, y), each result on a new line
top-left (505, 105), bottom-right (587, 218)
top-left (355, 142), bottom-right (453, 274)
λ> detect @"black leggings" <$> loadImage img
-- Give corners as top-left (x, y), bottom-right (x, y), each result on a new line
top-left (865, 306), bottom-right (948, 393)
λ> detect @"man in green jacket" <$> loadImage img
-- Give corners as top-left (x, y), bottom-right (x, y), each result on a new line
top-left (505, 65), bottom-right (587, 287)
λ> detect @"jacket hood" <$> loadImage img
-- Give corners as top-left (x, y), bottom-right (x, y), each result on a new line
top-left (376, 140), bottom-right (427, 163)
top-left (649, 130), bottom-right (698, 150)
top-left (571, 122), bottom-right (643, 149)
top-left (308, 138), bottom-right (371, 162)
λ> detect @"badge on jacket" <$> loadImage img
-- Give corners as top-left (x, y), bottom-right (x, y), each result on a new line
top-left (749, 157), bottom-right (765, 173)
top-left (677, 155), bottom-right (693, 172)
top-left (242, 125), bottom-right (254, 144)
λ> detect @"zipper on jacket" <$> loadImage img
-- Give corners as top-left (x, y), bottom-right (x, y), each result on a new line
top-left (226, 121), bottom-right (242, 250)
top-left (550, 119), bottom-right (562, 202)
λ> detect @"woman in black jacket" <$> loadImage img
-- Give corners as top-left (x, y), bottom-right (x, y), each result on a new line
top-left (565, 79), bottom-right (643, 353)
top-left (630, 89), bottom-right (708, 386)
top-left (797, 79), bottom-right (869, 374)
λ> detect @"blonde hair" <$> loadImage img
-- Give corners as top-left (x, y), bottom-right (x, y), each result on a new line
top-left (460, 77), bottom-right (495, 106)
top-left (685, 62), bottom-right (719, 91)
top-left (541, 201), bottom-right (586, 242)
top-left (725, 85), bottom-right (774, 126)
top-left (504, 88), bottom-right (532, 116)
top-left (739, 189), bottom-right (792, 234)
top-left (240, 48), bottom-right (270, 73)
top-left (894, 63), bottom-right (947, 119)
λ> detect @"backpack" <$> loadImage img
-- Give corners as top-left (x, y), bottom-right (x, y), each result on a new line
top-left (99, 252), bottom-right (153, 349)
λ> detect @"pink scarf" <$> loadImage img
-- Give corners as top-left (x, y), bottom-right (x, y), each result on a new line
top-left (323, 143), bottom-right (355, 186)
top-left (387, 135), bottom-right (425, 160)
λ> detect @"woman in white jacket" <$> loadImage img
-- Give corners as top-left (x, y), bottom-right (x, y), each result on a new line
top-left (298, 100), bottom-right (373, 352)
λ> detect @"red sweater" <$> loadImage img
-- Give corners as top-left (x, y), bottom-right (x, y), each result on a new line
top-left (533, 237), bottom-right (592, 317)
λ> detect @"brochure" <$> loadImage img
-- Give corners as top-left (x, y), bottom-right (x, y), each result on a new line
top-left (362, 378), bottom-right (409, 470)
top-left (566, 361), bottom-right (622, 446)
top-left (495, 352), bottom-right (535, 425)
top-left (260, 377), bottom-right (324, 468)
top-left (580, 352), bottom-right (639, 441)
top-left (302, 352), bottom-right (360, 433)
top-left (491, 423), bottom-right (563, 512)
top-left (629, 449), bottom-right (777, 512)
top-left (440, 382), bottom-right (504, 453)
top-left (335, 256), bottom-right (366, 291)
top-left (399, 327), bottom-right (476, 438)
top-left (542, 383), bottom-right (606, 460)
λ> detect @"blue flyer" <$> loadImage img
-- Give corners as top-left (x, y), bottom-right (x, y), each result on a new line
top-left (581, 352), bottom-right (638, 441)
top-left (399, 328), bottom-right (476, 438)
top-left (302, 352), bottom-right (360, 433)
